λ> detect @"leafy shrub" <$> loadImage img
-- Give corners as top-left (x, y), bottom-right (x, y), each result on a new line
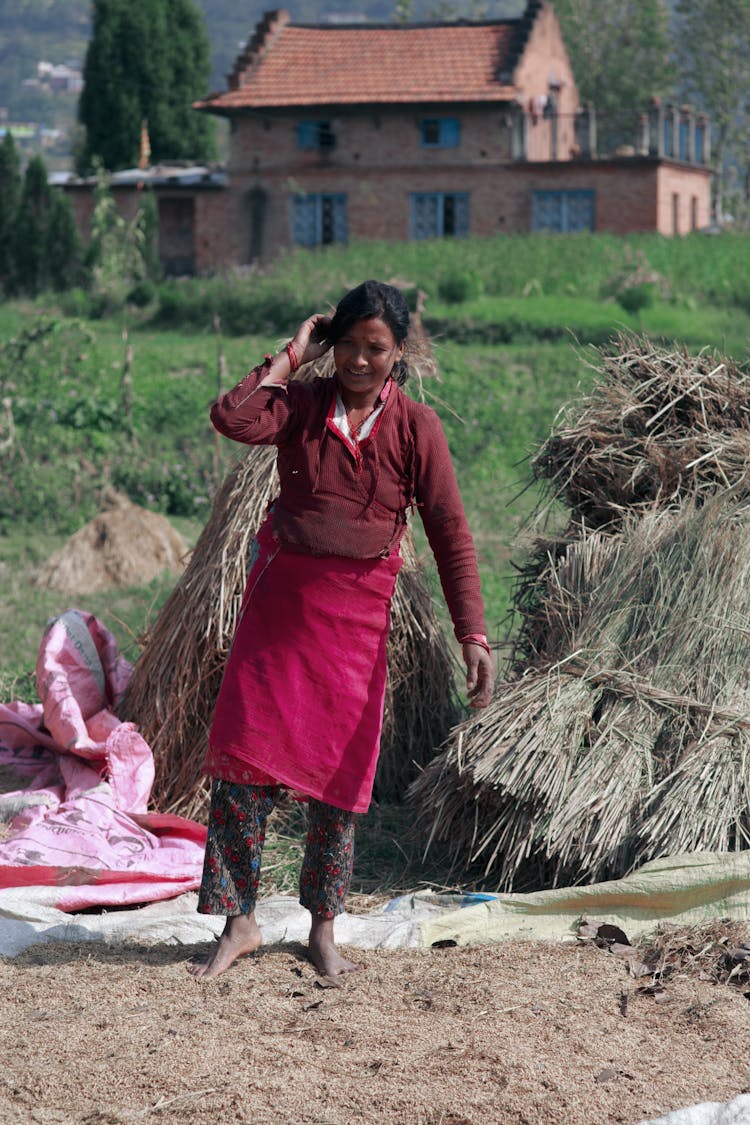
top-left (617, 281), bottom-right (658, 315)
top-left (127, 279), bottom-right (157, 307)
top-left (54, 393), bottom-right (120, 433)
top-left (86, 286), bottom-right (127, 319)
top-left (437, 272), bottom-right (484, 304)
top-left (58, 287), bottom-right (95, 318)
top-left (112, 453), bottom-right (212, 518)
top-left (0, 459), bottom-right (99, 534)
top-left (151, 280), bottom-right (208, 328)
top-left (152, 276), bottom-right (312, 336)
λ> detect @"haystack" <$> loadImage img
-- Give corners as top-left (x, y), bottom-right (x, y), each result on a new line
top-left (411, 336), bottom-right (750, 889)
top-left (533, 338), bottom-right (750, 530)
top-left (120, 328), bottom-right (459, 820)
top-left (35, 491), bottom-right (188, 593)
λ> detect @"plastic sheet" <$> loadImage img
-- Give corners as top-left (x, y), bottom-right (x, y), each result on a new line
top-left (0, 611), bottom-right (206, 912)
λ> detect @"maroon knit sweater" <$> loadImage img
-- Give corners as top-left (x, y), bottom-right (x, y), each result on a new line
top-left (210, 365), bottom-right (486, 640)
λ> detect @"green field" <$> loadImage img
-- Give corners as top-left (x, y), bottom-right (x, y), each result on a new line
top-left (3, 231), bottom-right (749, 699)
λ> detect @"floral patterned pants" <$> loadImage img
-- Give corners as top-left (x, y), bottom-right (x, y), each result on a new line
top-left (197, 780), bottom-right (355, 920)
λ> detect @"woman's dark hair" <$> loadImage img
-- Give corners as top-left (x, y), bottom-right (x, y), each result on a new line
top-left (328, 279), bottom-right (411, 385)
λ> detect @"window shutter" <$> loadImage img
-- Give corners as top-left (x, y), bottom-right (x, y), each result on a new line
top-left (441, 119), bottom-right (461, 147)
top-left (410, 193), bottom-right (440, 239)
top-left (292, 195), bottom-right (319, 246)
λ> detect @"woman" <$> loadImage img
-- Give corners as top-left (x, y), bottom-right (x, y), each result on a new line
top-left (188, 280), bottom-right (493, 981)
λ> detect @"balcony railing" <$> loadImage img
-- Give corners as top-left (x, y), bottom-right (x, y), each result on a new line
top-left (513, 99), bottom-right (711, 165)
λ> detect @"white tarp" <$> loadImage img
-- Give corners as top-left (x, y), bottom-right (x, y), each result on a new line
top-left (0, 887), bottom-right (451, 958)
top-left (637, 1095), bottom-right (750, 1124)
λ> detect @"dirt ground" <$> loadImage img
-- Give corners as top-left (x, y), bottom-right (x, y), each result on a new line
top-left (1, 932), bottom-right (748, 1125)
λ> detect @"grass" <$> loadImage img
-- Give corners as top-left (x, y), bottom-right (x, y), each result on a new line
top-left (205, 230), bottom-right (750, 309)
top-left (426, 295), bottom-right (750, 356)
top-left (420, 339), bottom-right (589, 638)
top-left (38, 230), bottom-right (750, 339)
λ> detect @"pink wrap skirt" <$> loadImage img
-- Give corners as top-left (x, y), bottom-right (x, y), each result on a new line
top-left (204, 516), bottom-right (403, 813)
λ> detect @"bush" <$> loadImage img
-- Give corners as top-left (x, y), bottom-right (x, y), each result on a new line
top-left (151, 276), bottom-right (312, 336)
top-left (437, 271), bottom-right (484, 304)
top-left (58, 287), bottom-right (95, 318)
top-left (617, 281), bottom-right (658, 315)
top-left (86, 287), bottom-right (127, 319)
top-left (150, 280), bottom-right (206, 328)
top-left (112, 453), bottom-right (212, 518)
top-left (127, 279), bottom-right (157, 307)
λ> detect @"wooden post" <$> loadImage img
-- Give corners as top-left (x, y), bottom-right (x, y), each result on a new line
top-left (213, 314), bottom-right (228, 486)
top-left (119, 327), bottom-right (135, 443)
top-left (648, 97), bottom-right (664, 157)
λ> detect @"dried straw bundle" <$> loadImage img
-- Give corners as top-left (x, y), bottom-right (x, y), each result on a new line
top-left (534, 336), bottom-right (750, 530)
top-left (118, 444), bottom-right (278, 820)
top-left (412, 337), bottom-right (750, 887)
top-left (380, 536), bottom-right (459, 799)
top-left (412, 497), bottom-right (750, 888)
top-left (120, 329), bottom-right (457, 819)
top-left (511, 337), bottom-right (750, 669)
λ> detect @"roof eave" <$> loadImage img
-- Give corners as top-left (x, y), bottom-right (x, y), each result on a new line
top-left (194, 91), bottom-right (518, 113)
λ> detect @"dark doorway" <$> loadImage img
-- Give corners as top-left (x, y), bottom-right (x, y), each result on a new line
top-left (158, 196), bottom-right (196, 276)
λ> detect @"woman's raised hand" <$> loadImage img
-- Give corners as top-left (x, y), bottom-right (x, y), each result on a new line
top-left (258, 313), bottom-right (333, 389)
top-left (290, 313), bottom-right (333, 368)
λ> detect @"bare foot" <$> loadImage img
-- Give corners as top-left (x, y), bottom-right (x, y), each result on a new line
top-left (187, 914), bottom-right (262, 980)
top-left (308, 915), bottom-right (361, 977)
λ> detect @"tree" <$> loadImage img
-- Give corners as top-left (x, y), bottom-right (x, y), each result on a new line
top-left (46, 193), bottom-right (85, 292)
top-left (86, 162), bottom-right (160, 305)
top-left (0, 131), bottom-right (22, 289)
top-left (137, 189), bottom-right (162, 281)
top-left (674, 0), bottom-right (750, 220)
top-left (78, 0), bottom-right (217, 174)
top-left (553, 0), bottom-right (673, 148)
top-left (11, 155), bottom-right (52, 295)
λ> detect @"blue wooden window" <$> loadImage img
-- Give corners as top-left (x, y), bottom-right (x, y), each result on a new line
top-left (420, 118), bottom-right (461, 148)
top-left (695, 122), bottom-right (706, 164)
top-left (292, 193), bottom-right (347, 247)
top-left (679, 118), bottom-right (690, 161)
top-left (297, 121), bottom-right (334, 149)
top-left (409, 192), bottom-right (469, 239)
top-left (531, 190), bottom-right (595, 233)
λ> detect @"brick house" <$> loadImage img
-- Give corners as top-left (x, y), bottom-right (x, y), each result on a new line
top-left (62, 1), bottom-right (713, 273)
top-left (188, 1), bottom-right (712, 267)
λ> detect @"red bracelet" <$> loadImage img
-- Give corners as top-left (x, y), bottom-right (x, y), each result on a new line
top-left (460, 634), bottom-right (491, 655)
top-left (286, 341), bottom-right (300, 373)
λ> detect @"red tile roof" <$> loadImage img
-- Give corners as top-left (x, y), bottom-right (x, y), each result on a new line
top-left (197, 12), bottom-right (522, 111)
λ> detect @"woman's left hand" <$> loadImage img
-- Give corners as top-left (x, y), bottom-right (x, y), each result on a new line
top-left (462, 643), bottom-right (494, 709)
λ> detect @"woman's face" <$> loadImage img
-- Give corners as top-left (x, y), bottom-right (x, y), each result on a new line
top-left (333, 316), bottom-right (404, 402)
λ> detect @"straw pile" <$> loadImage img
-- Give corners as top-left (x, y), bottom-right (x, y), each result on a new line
top-left (532, 340), bottom-right (750, 530)
top-left (411, 336), bottom-right (750, 889)
top-left (35, 491), bottom-right (188, 593)
top-left (120, 328), bottom-right (459, 820)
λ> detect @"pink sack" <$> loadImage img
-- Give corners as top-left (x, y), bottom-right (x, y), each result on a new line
top-left (0, 611), bottom-right (206, 911)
